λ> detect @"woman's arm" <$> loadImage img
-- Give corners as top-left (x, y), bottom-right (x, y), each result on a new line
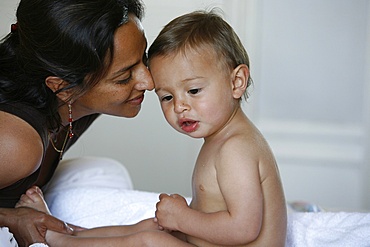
top-left (0, 112), bottom-right (75, 246)
top-left (0, 111), bottom-right (43, 189)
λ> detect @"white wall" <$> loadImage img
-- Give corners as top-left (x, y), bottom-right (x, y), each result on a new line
top-left (1, 0), bottom-right (369, 211)
top-left (244, 0), bottom-right (370, 211)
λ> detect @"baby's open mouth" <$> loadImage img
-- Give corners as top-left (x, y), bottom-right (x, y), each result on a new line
top-left (179, 120), bottom-right (199, 132)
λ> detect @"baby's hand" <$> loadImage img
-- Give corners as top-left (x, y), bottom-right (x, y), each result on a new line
top-left (155, 193), bottom-right (188, 231)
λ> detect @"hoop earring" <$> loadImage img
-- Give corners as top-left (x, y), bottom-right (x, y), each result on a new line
top-left (68, 102), bottom-right (74, 138)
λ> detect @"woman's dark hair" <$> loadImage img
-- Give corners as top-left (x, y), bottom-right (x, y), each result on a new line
top-left (0, 0), bottom-right (144, 130)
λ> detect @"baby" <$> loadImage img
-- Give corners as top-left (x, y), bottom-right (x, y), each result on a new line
top-left (148, 10), bottom-right (287, 246)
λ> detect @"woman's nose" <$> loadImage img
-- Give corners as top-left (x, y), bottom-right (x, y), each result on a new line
top-left (136, 66), bottom-right (154, 91)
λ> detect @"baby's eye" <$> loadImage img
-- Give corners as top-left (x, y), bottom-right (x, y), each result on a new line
top-left (188, 88), bottom-right (201, 95)
top-left (161, 95), bottom-right (173, 102)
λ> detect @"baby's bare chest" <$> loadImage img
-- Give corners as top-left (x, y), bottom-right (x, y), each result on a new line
top-left (191, 155), bottom-right (227, 212)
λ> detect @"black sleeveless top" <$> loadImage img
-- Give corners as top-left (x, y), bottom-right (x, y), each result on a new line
top-left (0, 102), bottom-right (99, 208)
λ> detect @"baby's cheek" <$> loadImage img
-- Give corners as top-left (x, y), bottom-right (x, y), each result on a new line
top-left (163, 112), bottom-right (176, 127)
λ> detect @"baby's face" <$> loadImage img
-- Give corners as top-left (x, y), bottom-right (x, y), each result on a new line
top-left (150, 47), bottom-right (238, 139)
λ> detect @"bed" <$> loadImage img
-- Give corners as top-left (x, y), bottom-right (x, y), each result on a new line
top-left (42, 157), bottom-right (370, 247)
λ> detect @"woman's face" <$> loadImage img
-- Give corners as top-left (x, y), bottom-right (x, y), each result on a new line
top-left (73, 15), bottom-right (154, 118)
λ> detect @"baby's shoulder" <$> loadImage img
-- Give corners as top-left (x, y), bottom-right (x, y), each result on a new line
top-left (225, 122), bottom-right (267, 148)
top-left (216, 123), bottom-right (273, 164)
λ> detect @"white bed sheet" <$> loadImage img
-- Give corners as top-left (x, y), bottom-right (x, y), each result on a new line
top-left (45, 187), bottom-right (370, 247)
top-left (41, 158), bottom-right (370, 246)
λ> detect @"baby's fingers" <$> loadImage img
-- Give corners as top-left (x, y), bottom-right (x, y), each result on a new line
top-left (153, 217), bottom-right (164, 230)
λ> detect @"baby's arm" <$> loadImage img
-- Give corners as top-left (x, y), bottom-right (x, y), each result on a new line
top-left (156, 139), bottom-right (263, 245)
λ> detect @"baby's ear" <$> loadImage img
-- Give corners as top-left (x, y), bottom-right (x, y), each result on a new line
top-left (231, 64), bottom-right (249, 99)
top-left (45, 76), bottom-right (73, 103)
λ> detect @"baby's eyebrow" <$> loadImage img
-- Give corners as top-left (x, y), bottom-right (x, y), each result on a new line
top-left (154, 87), bottom-right (162, 93)
top-left (181, 76), bottom-right (203, 83)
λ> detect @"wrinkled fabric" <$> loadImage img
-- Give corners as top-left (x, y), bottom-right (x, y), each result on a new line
top-left (0, 227), bottom-right (18, 247)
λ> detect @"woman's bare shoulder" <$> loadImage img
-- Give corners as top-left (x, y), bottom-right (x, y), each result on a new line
top-left (0, 111), bottom-right (43, 189)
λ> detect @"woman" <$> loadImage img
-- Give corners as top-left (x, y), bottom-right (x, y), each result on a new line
top-left (0, 0), bottom-right (153, 246)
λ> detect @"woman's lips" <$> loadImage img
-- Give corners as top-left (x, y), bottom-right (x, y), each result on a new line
top-left (127, 94), bottom-right (144, 105)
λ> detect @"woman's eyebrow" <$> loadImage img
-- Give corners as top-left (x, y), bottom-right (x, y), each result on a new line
top-left (109, 61), bottom-right (139, 80)
top-left (112, 63), bottom-right (136, 76)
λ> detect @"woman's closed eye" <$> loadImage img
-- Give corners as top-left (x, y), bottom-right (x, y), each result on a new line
top-left (117, 74), bottom-right (132, 84)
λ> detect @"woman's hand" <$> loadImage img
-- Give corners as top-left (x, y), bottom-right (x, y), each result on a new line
top-left (5, 207), bottom-right (74, 247)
